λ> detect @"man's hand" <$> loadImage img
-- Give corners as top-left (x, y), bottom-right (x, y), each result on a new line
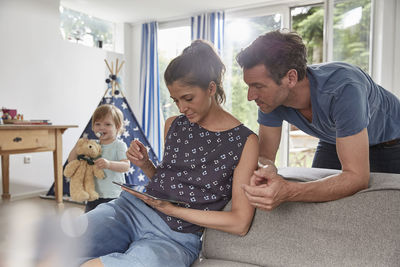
top-left (242, 162), bottom-right (290, 211)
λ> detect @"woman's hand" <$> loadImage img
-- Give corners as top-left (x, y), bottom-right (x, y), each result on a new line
top-left (126, 140), bottom-right (150, 168)
top-left (121, 187), bottom-right (175, 214)
top-left (126, 140), bottom-right (157, 179)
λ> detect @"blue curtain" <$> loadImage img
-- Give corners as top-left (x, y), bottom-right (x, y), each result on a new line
top-left (140, 22), bottom-right (163, 160)
top-left (191, 11), bottom-right (225, 55)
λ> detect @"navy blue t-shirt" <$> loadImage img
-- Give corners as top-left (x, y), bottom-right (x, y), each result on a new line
top-left (258, 62), bottom-right (400, 145)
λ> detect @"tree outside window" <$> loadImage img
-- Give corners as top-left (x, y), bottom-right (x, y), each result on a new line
top-left (333, 0), bottom-right (371, 73)
top-left (59, 6), bottom-right (114, 51)
top-left (291, 5), bottom-right (324, 65)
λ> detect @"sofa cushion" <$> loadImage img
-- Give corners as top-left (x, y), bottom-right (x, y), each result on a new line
top-left (195, 167), bottom-right (400, 267)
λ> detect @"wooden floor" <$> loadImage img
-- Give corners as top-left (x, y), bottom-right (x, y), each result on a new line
top-left (0, 196), bottom-right (85, 267)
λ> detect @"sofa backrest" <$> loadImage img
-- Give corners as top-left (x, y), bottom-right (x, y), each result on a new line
top-left (199, 167), bottom-right (400, 267)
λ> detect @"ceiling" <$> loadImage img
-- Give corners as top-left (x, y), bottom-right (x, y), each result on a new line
top-left (61, 0), bottom-right (276, 24)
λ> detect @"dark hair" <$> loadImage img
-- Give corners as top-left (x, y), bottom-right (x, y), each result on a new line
top-left (236, 29), bottom-right (307, 85)
top-left (164, 39), bottom-right (226, 104)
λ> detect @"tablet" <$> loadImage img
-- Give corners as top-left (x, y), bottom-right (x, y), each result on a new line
top-left (112, 181), bottom-right (187, 205)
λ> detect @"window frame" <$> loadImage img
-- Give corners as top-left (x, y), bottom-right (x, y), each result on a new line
top-left (157, 0), bottom-right (397, 167)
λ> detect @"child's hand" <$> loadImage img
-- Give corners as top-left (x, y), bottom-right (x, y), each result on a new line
top-left (94, 158), bottom-right (110, 169)
top-left (126, 140), bottom-right (150, 168)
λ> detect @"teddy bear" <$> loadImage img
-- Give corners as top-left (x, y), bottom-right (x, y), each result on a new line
top-left (64, 138), bottom-right (105, 202)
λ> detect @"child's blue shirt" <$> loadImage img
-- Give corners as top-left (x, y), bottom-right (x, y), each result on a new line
top-left (95, 139), bottom-right (128, 198)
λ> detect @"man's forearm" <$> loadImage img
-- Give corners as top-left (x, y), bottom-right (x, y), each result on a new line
top-left (287, 171), bottom-right (369, 203)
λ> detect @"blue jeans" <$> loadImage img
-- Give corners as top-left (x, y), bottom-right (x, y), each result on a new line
top-left (77, 191), bottom-right (202, 267)
top-left (312, 139), bottom-right (400, 173)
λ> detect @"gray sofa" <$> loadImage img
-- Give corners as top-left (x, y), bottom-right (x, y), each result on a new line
top-left (192, 167), bottom-right (400, 267)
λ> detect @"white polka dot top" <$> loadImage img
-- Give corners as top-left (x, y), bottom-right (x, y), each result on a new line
top-left (146, 115), bottom-right (254, 233)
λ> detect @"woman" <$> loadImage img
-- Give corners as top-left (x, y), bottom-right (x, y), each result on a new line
top-left (80, 40), bottom-right (258, 267)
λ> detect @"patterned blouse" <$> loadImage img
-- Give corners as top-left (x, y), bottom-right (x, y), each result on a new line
top-left (146, 115), bottom-right (254, 233)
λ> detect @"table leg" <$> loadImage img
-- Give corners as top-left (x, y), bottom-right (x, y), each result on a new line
top-left (1, 154), bottom-right (11, 201)
top-left (53, 129), bottom-right (63, 203)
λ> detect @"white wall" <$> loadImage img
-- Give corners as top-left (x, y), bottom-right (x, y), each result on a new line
top-left (0, 0), bottom-right (128, 195)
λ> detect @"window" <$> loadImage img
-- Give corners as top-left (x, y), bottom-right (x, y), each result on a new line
top-left (289, 4), bottom-right (324, 167)
top-left (222, 0), bottom-right (372, 168)
top-left (224, 14), bottom-right (282, 133)
top-left (158, 26), bottom-right (191, 120)
top-left (291, 4), bottom-right (324, 65)
top-left (286, 0), bottom-right (371, 167)
top-left (59, 6), bottom-right (115, 51)
top-left (333, 0), bottom-right (371, 73)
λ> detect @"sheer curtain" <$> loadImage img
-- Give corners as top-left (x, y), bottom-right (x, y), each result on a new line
top-left (191, 11), bottom-right (225, 55)
top-left (139, 21), bottom-right (163, 160)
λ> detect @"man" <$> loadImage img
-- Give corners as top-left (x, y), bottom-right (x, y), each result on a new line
top-left (238, 30), bottom-right (400, 211)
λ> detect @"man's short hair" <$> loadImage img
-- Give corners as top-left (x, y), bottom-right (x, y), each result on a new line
top-left (236, 29), bottom-right (307, 85)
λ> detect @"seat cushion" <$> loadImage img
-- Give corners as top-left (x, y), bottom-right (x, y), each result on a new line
top-left (198, 167), bottom-right (400, 267)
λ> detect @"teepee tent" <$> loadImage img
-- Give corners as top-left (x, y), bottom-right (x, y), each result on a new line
top-left (44, 59), bottom-right (159, 199)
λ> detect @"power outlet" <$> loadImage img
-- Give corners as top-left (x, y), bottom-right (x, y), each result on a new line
top-left (24, 156), bottom-right (32, 164)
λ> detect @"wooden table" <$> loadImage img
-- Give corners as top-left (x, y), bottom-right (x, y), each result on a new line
top-left (0, 125), bottom-right (77, 203)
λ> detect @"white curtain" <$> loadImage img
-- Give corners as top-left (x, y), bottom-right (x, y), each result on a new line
top-left (191, 11), bottom-right (225, 55)
top-left (139, 21), bottom-right (163, 160)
